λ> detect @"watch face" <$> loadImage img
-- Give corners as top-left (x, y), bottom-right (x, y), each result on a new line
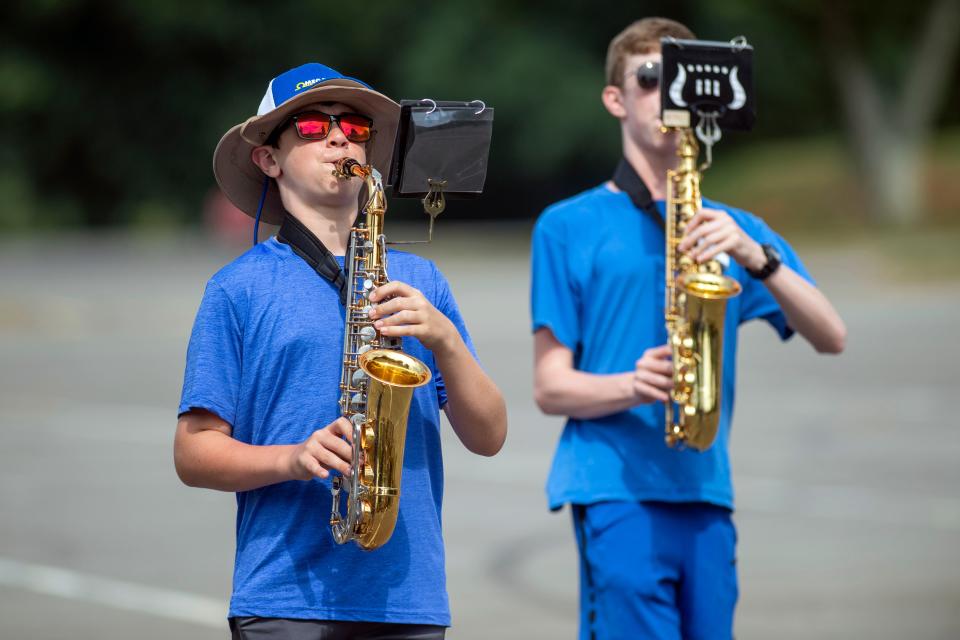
top-left (766, 244), bottom-right (781, 263)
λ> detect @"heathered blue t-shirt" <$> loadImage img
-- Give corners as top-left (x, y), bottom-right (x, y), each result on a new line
top-left (531, 184), bottom-right (813, 511)
top-left (179, 237), bottom-right (476, 625)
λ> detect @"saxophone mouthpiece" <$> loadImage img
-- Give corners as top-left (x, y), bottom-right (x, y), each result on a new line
top-left (332, 157), bottom-right (366, 180)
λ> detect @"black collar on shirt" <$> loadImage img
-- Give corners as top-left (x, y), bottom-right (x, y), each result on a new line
top-left (276, 213), bottom-right (352, 306)
top-left (611, 157), bottom-right (665, 230)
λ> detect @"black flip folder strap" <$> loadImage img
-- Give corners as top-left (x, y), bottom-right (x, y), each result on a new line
top-left (276, 214), bottom-right (351, 306)
top-left (611, 158), bottom-right (665, 230)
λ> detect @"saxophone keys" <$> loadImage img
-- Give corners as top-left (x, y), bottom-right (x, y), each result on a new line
top-left (359, 326), bottom-right (376, 342)
top-left (351, 369), bottom-right (367, 386)
top-left (666, 424), bottom-right (686, 445)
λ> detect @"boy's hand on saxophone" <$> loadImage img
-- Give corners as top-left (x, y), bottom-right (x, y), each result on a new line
top-left (368, 281), bottom-right (506, 456)
top-left (679, 207), bottom-right (766, 270)
top-left (367, 281), bottom-right (459, 355)
top-left (286, 417), bottom-right (354, 481)
top-left (632, 344), bottom-right (674, 404)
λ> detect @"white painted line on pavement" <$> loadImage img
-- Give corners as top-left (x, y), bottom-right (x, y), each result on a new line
top-left (0, 557), bottom-right (226, 628)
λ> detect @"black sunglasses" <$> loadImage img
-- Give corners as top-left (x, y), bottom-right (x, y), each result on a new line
top-left (634, 61), bottom-right (661, 90)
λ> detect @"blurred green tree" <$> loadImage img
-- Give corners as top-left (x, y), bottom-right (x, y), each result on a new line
top-left (0, 0), bottom-right (956, 228)
top-left (822, 0), bottom-right (960, 224)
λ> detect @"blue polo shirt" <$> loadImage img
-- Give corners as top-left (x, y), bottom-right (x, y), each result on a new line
top-left (531, 184), bottom-right (812, 511)
top-left (179, 237), bottom-right (476, 625)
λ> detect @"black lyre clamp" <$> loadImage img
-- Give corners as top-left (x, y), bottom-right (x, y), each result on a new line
top-left (660, 36), bottom-right (756, 168)
top-left (386, 98), bottom-right (494, 245)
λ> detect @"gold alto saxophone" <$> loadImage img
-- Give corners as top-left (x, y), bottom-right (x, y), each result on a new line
top-left (329, 157), bottom-right (432, 550)
top-left (664, 129), bottom-right (741, 451)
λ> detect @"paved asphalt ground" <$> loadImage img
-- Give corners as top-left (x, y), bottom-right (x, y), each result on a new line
top-left (1, 225), bottom-right (958, 639)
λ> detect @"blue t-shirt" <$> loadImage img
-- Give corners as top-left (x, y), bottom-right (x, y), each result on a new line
top-left (179, 237), bottom-right (476, 625)
top-left (530, 184), bottom-right (813, 511)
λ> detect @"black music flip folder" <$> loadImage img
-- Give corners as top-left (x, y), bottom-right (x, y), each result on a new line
top-left (388, 99), bottom-right (494, 199)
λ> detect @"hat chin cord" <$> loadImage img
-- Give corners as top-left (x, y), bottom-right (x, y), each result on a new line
top-left (253, 176), bottom-right (269, 246)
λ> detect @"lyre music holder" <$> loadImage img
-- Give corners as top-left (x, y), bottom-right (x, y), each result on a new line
top-left (660, 37), bottom-right (755, 166)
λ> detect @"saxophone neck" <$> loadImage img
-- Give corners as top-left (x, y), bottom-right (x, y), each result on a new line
top-left (364, 169), bottom-right (386, 220)
top-left (362, 169), bottom-right (386, 278)
top-left (332, 157), bottom-right (387, 236)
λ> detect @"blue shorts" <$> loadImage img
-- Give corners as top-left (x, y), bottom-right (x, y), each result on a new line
top-left (572, 501), bottom-right (738, 640)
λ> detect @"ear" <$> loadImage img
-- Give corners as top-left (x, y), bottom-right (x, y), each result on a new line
top-left (601, 85), bottom-right (627, 119)
top-left (251, 145), bottom-right (281, 178)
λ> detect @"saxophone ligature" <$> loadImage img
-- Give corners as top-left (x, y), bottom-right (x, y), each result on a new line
top-left (329, 157), bottom-right (431, 550)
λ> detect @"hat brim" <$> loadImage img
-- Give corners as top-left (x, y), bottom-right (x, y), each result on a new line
top-left (212, 82), bottom-right (400, 225)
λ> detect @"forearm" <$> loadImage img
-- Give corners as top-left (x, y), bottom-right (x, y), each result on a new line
top-left (685, 213), bottom-right (846, 354)
top-left (763, 265), bottom-right (846, 353)
top-left (434, 335), bottom-right (507, 456)
top-left (175, 428), bottom-right (296, 492)
top-left (535, 368), bottom-right (637, 420)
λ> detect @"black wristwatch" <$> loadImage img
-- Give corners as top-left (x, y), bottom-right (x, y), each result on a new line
top-left (746, 243), bottom-right (782, 280)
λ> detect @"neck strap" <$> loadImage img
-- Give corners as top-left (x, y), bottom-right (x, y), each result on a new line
top-left (611, 157), bottom-right (665, 230)
top-left (276, 213), bottom-right (351, 306)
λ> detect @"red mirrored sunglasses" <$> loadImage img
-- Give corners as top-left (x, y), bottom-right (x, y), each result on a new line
top-left (269, 111), bottom-right (374, 145)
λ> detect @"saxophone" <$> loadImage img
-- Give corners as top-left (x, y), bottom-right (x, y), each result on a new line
top-left (329, 157), bottom-right (432, 550)
top-left (664, 129), bottom-right (741, 451)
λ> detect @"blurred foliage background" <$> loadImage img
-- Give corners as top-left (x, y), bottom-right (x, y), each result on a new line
top-left (1, 0), bottom-right (957, 234)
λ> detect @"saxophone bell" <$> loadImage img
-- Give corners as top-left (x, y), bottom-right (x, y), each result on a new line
top-left (331, 349), bottom-right (430, 550)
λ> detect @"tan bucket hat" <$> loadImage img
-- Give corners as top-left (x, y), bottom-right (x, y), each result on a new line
top-left (212, 63), bottom-right (400, 225)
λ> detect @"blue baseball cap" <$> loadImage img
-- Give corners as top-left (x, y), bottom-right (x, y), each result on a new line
top-left (213, 63), bottom-right (400, 224)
